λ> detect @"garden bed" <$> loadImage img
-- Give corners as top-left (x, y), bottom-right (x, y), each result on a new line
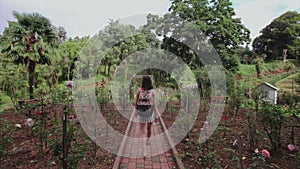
top-left (1, 101), bottom-right (300, 168)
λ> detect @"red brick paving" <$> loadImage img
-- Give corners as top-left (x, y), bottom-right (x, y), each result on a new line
top-left (116, 115), bottom-right (177, 169)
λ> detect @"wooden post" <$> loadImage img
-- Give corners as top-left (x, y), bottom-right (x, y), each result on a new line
top-left (62, 105), bottom-right (68, 169)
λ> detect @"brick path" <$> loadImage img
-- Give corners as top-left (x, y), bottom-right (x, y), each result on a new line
top-left (114, 115), bottom-right (179, 169)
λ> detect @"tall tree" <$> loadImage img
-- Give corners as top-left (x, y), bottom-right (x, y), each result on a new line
top-left (94, 20), bottom-right (159, 76)
top-left (150, 0), bottom-right (251, 72)
top-left (253, 11), bottom-right (300, 60)
top-left (55, 37), bottom-right (88, 81)
top-left (1, 11), bottom-right (57, 99)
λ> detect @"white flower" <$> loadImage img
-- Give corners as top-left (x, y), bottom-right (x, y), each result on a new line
top-left (24, 118), bottom-right (34, 127)
top-left (233, 139), bottom-right (238, 146)
top-left (15, 124), bottom-right (21, 128)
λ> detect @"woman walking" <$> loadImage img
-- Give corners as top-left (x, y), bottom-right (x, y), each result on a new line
top-left (135, 76), bottom-right (159, 145)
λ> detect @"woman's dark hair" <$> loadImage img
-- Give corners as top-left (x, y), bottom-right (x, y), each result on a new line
top-left (141, 76), bottom-right (153, 90)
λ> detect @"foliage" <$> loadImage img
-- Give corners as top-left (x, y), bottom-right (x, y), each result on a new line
top-left (249, 152), bottom-right (268, 169)
top-left (238, 64), bottom-right (257, 76)
top-left (227, 81), bottom-right (248, 114)
top-left (72, 20), bottom-right (159, 83)
top-left (296, 73), bottom-right (300, 85)
top-left (236, 46), bottom-right (256, 64)
top-left (0, 55), bottom-right (28, 109)
top-left (254, 56), bottom-right (264, 79)
top-left (1, 11), bottom-right (58, 99)
top-left (278, 92), bottom-right (299, 106)
top-left (0, 120), bottom-right (14, 160)
top-left (237, 59), bottom-right (298, 77)
top-left (50, 37), bottom-right (88, 82)
top-left (166, 0), bottom-right (251, 72)
top-left (96, 85), bottom-right (111, 111)
top-left (0, 91), bottom-right (14, 113)
top-left (253, 11), bottom-right (300, 60)
top-left (259, 103), bottom-right (290, 151)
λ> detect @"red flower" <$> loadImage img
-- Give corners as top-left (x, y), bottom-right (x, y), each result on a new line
top-left (141, 87), bottom-right (145, 91)
top-left (35, 110), bottom-right (41, 115)
top-left (222, 115), bottom-right (229, 121)
top-left (261, 149), bottom-right (270, 157)
top-left (68, 115), bottom-right (77, 119)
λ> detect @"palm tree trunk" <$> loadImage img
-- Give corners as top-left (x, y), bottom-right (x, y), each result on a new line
top-left (28, 59), bottom-right (36, 99)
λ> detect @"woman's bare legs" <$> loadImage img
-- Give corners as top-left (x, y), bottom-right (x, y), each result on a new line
top-left (146, 122), bottom-right (152, 144)
top-left (139, 122), bottom-right (147, 157)
top-left (140, 123), bottom-right (146, 137)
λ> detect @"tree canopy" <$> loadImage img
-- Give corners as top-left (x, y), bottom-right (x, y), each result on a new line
top-left (0, 11), bottom-right (58, 99)
top-left (253, 11), bottom-right (300, 61)
top-left (165, 0), bottom-right (251, 71)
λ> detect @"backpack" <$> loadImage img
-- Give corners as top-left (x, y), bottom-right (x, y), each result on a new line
top-left (136, 89), bottom-right (154, 117)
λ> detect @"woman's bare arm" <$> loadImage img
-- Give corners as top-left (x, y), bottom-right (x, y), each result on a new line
top-left (152, 90), bottom-right (160, 120)
top-left (134, 90), bottom-right (140, 117)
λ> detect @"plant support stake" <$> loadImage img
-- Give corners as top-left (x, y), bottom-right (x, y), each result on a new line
top-left (62, 105), bottom-right (68, 169)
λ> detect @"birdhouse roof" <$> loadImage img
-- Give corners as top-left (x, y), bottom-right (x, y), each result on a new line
top-left (259, 82), bottom-right (279, 91)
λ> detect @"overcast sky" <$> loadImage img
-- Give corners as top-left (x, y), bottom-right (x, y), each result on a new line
top-left (0, 0), bottom-right (299, 42)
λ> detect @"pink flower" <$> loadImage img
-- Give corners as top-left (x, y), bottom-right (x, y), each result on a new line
top-left (24, 118), bottom-right (34, 127)
top-left (254, 148), bottom-right (259, 154)
top-left (66, 81), bottom-right (75, 88)
top-left (261, 149), bottom-right (270, 157)
top-left (288, 144), bottom-right (295, 152)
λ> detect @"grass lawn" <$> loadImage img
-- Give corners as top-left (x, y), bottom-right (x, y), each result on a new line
top-left (275, 72), bottom-right (300, 95)
top-left (238, 64), bottom-right (257, 76)
top-left (238, 70), bottom-right (293, 89)
top-left (237, 59), bottom-right (298, 77)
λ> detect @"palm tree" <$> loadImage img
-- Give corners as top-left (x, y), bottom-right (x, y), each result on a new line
top-left (1, 11), bottom-right (57, 99)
